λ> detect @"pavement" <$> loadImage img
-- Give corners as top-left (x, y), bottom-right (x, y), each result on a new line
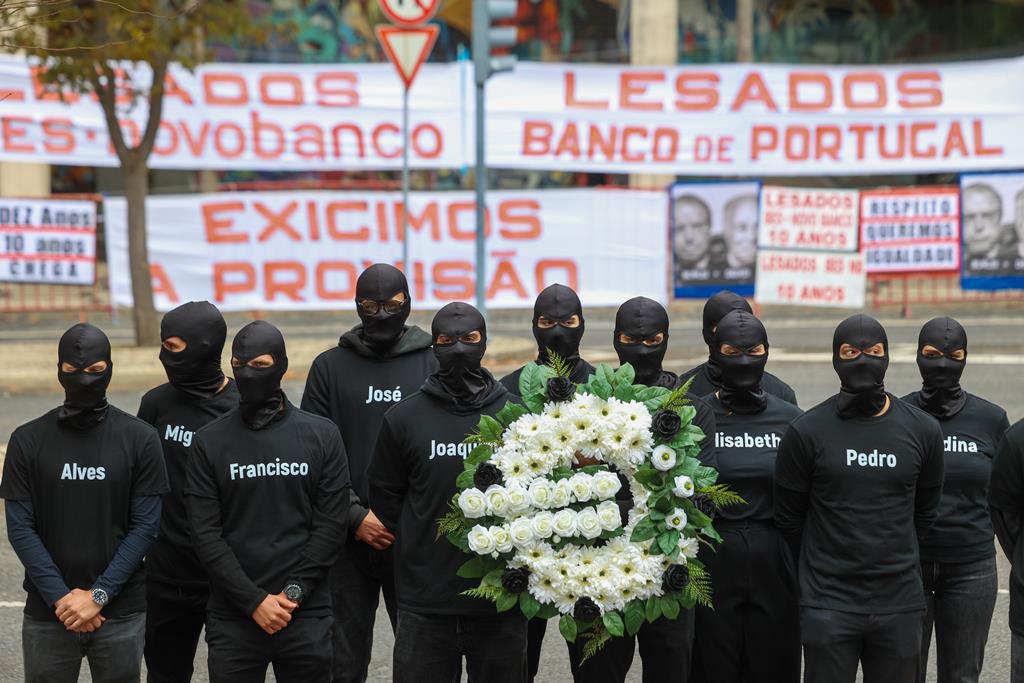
top-left (0, 305), bottom-right (1023, 680)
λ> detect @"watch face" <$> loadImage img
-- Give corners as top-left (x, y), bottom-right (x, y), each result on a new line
top-left (92, 589), bottom-right (108, 605)
top-left (285, 585), bottom-right (302, 601)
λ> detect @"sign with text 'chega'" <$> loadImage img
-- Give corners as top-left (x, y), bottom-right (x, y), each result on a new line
top-left (0, 198), bottom-right (96, 285)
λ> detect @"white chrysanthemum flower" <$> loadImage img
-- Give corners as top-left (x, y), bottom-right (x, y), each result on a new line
top-left (531, 511), bottom-right (555, 539)
top-left (679, 536), bottom-right (700, 560)
top-left (621, 401), bottom-right (647, 425)
top-left (527, 478), bottom-right (553, 509)
top-left (666, 508), bottom-right (688, 530)
top-left (652, 445), bottom-right (677, 471)
top-left (552, 509), bottom-right (578, 538)
top-left (509, 517), bottom-right (535, 547)
top-left (457, 488), bottom-right (487, 519)
top-left (568, 472), bottom-right (594, 503)
top-left (596, 500), bottom-right (622, 531)
top-left (526, 453), bottom-right (548, 476)
top-left (529, 569), bottom-right (560, 606)
top-left (551, 479), bottom-right (573, 508)
top-left (484, 485), bottom-right (512, 518)
top-left (490, 525), bottom-right (514, 553)
top-left (591, 471), bottom-right (622, 500)
top-left (467, 525), bottom-right (496, 555)
top-left (673, 475), bottom-right (695, 498)
top-left (576, 508), bottom-right (603, 540)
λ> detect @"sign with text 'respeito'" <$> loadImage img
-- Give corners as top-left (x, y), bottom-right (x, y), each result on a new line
top-left (859, 186), bottom-right (960, 273)
top-left (0, 197), bottom-right (96, 285)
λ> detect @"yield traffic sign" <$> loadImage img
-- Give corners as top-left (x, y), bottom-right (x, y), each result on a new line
top-left (375, 25), bottom-right (440, 89)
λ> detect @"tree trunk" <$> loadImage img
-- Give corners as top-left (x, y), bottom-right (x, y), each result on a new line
top-left (124, 159), bottom-right (160, 346)
top-left (736, 0), bottom-right (755, 62)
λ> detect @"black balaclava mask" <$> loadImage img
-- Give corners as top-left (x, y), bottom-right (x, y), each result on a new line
top-left (431, 302), bottom-right (490, 404)
top-left (532, 284), bottom-right (585, 366)
top-left (159, 301), bottom-right (227, 400)
top-left (232, 321), bottom-right (288, 430)
top-left (613, 297), bottom-right (669, 386)
top-left (713, 310), bottom-right (769, 415)
top-left (917, 316), bottom-right (968, 419)
top-left (702, 291), bottom-right (753, 386)
top-left (833, 314), bottom-right (889, 418)
top-left (355, 263), bottom-right (411, 352)
top-left (57, 323), bottom-right (113, 429)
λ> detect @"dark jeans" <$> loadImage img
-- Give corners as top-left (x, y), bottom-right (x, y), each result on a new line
top-left (392, 610), bottom-right (527, 683)
top-left (330, 538), bottom-right (397, 683)
top-left (205, 615), bottom-right (332, 683)
top-left (919, 555), bottom-right (998, 683)
top-left (527, 618), bottom-right (547, 681)
top-left (1012, 631), bottom-right (1024, 683)
top-left (567, 608), bottom-right (694, 683)
top-left (23, 611), bottom-right (145, 683)
top-left (801, 607), bottom-right (923, 683)
top-left (144, 580), bottom-right (209, 683)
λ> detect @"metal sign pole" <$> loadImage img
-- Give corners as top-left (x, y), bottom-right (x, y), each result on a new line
top-left (474, 77), bottom-right (487, 319)
top-left (402, 84), bottom-right (410, 274)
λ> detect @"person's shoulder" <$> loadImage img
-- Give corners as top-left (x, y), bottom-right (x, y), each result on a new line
top-left (499, 365), bottom-right (525, 384)
top-left (678, 363), bottom-right (704, 382)
top-left (787, 395), bottom-right (837, 431)
top-left (291, 405), bottom-right (344, 434)
top-left (196, 408), bottom-right (239, 438)
top-left (766, 393), bottom-right (803, 419)
top-left (107, 405), bottom-right (160, 436)
top-left (891, 395), bottom-right (942, 433)
top-left (139, 382), bottom-right (175, 407)
top-left (310, 345), bottom-right (346, 369)
top-left (1002, 417), bottom-right (1024, 444)
top-left (964, 392), bottom-right (1007, 423)
top-left (9, 408), bottom-right (59, 444)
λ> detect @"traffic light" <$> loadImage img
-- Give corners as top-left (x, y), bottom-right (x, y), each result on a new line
top-left (472, 0), bottom-right (517, 85)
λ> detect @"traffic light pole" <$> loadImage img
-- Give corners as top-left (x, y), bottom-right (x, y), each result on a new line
top-left (402, 84), bottom-right (411, 275)
top-left (474, 78), bottom-right (487, 317)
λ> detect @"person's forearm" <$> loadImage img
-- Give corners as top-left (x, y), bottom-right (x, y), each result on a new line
top-left (187, 494), bottom-right (266, 616)
top-left (348, 489), bottom-right (370, 539)
top-left (992, 508), bottom-right (1020, 561)
top-left (287, 485), bottom-right (350, 594)
top-left (914, 484), bottom-right (942, 542)
top-left (93, 496), bottom-right (162, 599)
top-left (773, 483), bottom-right (808, 560)
top-left (5, 502), bottom-right (70, 605)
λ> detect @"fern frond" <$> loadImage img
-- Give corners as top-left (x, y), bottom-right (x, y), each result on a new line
top-left (436, 509), bottom-right (466, 540)
top-left (544, 350), bottom-right (573, 378)
top-left (683, 563), bottom-right (714, 608)
top-left (461, 585), bottom-right (503, 602)
top-left (663, 376), bottom-right (695, 410)
top-left (579, 623), bottom-right (612, 664)
top-left (700, 483), bottom-right (747, 508)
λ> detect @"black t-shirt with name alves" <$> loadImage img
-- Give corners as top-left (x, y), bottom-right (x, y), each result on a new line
top-left (0, 406), bottom-right (169, 620)
top-left (137, 380), bottom-right (240, 587)
top-left (774, 394), bottom-right (944, 613)
top-left (902, 391), bottom-right (1009, 563)
top-left (709, 393), bottom-right (803, 523)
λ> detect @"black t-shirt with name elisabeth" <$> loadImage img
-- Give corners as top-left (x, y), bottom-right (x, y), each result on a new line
top-left (709, 393), bottom-right (803, 523)
top-left (774, 394), bottom-right (944, 613)
top-left (901, 391), bottom-right (1009, 563)
top-left (0, 406), bottom-right (168, 620)
top-left (137, 380), bottom-right (240, 587)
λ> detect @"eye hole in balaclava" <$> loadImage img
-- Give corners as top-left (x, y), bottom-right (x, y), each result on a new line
top-left (431, 302), bottom-right (489, 402)
top-left (532, 284), bottom-right (585, 366)
top-left (355, 263), bottom-right (411, 352)
top-left (917, 316), bottom-right (968, 418)
top-left (159, 301), bottom-right (227, 399)
top-left (232, 321), bottom-right (288, 430)
top-left (832, 314), bottom-right (889, 418)
top-left (613, 296), bottom-right (669, 386)
top-left (712, 311), bottom-right (769, 414)
top-left (57, 322), bottom-right (113, 428)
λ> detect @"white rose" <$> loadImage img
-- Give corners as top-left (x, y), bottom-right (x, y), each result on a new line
top-left (528, 479), bottom-right (553, 509)
top-left (531, 511), bottom-right (555, 539)
top-left (576, 508), bottom-right (603, 540)
top-left (569, 473), bottom-right (594, 503)
top-left (679, 536), bottom-right (700, 559)
top-left (592, 471), bottom-right (622, 500)
top-left (484, 485), bottom-right (511, 517)
top-left (551, 480), bottom-right (572, 508)
top-left (666, 508), bottom-right (688, 530)
top-left (509, 517), bottom-right (535, 547)
top-left (506, 483), bottom-right (532, 515)
top-left (490, 525), bottom-right (514, 553)
top-left (552, 508), bottom-right (578, 538)
top-left (596, 500), bottom-right (622, 531)
top-left (467, 525), bottom-right (497, 555)
top-left (672, 475), bottom-right (695, 499)
top-left (457, 488), bottom-right (487, 519)
top-left (652, 445), bottom-right (677, 471)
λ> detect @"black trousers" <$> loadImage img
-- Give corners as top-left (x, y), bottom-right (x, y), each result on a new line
top-left (144, 580), bottom-right (209, 683)
top-left (205, 614), bottom-right (332, 683)
top-left (527, 618), bottom-right (547, 681)
top-left (691, 523), bottom-right (800, 683)
top-left (801, 607), bottom-right (923, 683)
top-left (567, 608), bottom-right (694, 683)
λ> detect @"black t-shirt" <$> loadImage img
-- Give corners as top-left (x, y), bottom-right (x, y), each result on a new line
top-left (902, 392), bottom-right (1009, 563)
top-left (0, 406), bottom-right (168, 620)
top-left (500, 359), bottom-right (597, 399)
top-left (368, 387), bottom-right (508, 616)
top-left (137, 380), bottom-right (239, 587)
top-left (708, 393), bottom-right (803, 523)
top-left (680, 362), bottom-right (798, 407)
top-left (185, 402), bottom-right (351, 619)
top-left (990, 420), bottom-right (1024, 635)
top-left (774, 394), bottom-right (944, 613)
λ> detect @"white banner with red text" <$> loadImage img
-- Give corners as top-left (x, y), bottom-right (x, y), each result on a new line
top-left (104, 189), bottom-right (668, 311)
top-left (0, 197), bottom-right (97, 285)
top-left (859, 186), bottom-right (960, 273)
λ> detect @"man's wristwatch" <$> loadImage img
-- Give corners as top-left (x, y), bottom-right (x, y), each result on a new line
top-left (283, 583), bottom-right (304, 605)
top-left (91, 588), bottom-right (109, 607)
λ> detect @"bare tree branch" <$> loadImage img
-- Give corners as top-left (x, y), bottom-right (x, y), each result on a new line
top-left (88, 63), bottom-right (129, 163)
top-left (136, 57), bottom-right (167, 159)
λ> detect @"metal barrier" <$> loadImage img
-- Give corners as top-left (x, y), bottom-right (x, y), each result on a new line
top-left (868, 272), bottom-right (1024, 316)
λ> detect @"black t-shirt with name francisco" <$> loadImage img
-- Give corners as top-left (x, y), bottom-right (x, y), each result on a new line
top-left (0, 406), bottom-right (168, 620)
top-left (680, 362), bottom-right (798, 407)
top-left (902, 391), bottom-right (1009, 563)
top-left (709, 393), bottom-right (803, 523)
top-left (137, 380), bottom-right (239, 588)
top-left (774, 394), bottom-right (944, 613)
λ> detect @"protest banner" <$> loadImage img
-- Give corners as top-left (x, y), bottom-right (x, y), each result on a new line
top-left (859, 186), bottom-right (959, 273)
top-left (959, 171), bottom-right (1024, 290)
top-left (0, 197), bottom-right (96, 285)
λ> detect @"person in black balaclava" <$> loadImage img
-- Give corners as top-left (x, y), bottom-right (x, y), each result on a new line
top-left (138, 301), bottom-right (239, 683)
top-left (901, 318), bottom-right (1006, 683)
top-left (1, 323), bottom-right (168, 682)
top-left (301, 264), bottom-right (436, 683)
top-left (185, 320), bottom-right (351, 682)
top-left (690, 311), bottom-right (802, 683)
top-left (990, 419), bottom-right (1024, 682)
top-left (369, 302), bottom-right (526, 683)
top-left (774, 314), bottom-right (944, 683)
top-left (678, 290), bottom-right (798, 405)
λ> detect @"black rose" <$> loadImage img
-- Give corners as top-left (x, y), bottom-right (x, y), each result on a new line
top-left (547, 376), bottom-right (576, 403)
top-left (692, 493), bottom-right (716, 518)
top-left (573, 596), bottom-right (601, 622)
top-left (652, 410), bottom-right (682, 441)
top-left (662, 564), bottom-right (690, 593)
top-left (501, 567), bottom-right (529, 594)
top-left (473, 463), bottom-right (503, 490)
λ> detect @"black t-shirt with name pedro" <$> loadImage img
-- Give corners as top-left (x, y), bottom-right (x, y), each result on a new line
top-left (680, 362), bottom-right (798, 407)
top-left (0, 406), bottom-right (169, 620)
top-left (902, 391), bottom-right (1009, 563)
top-left (709, 393), bottom-right (803, 523)
top-left (184, 401), bottom-right (351, 620)
top-left (990, 420), bottom-right (1024, 635)
top-left (368, 387), bottom-right (509, 616)
top-left (137, 380), bottom-right (239, 588)
top-left (774, 394), bottom-right (944, 614)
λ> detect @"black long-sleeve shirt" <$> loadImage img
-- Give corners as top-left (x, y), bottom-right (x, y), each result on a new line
top-left (185, 401), bottom-right (351, 619)
top-left (990, 420), bottom-right (1024, 635)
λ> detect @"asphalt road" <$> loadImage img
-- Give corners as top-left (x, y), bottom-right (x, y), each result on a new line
top-left (0, 313), bottom-right (1022, 681)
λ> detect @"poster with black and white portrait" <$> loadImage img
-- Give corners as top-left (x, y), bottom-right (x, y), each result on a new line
top-left (960, 172), bottom-right (1024, 289)
top-left (671, 181), bottom-right (761, 298)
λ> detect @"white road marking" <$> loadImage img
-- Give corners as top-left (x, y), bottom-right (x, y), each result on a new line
top-left (0, 601), bottom-right (25, 607)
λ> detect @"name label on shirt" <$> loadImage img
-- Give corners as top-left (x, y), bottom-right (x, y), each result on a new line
top-left (229, 459), bottom-right (310, 480)
top-left (944, 436), bottom-right (979, 454)
top-left (365, 385), bottom-right (402, 404)
top-left (430, 440), bottom-right (472, 460)
top-left (60, 462), bottom-right (106, 481)
top-left (164, 423), bottom-right (194, 448)
top-left (846, 448), bottom-right (897, 468)
top-left (715, 431), bottom-right (782, 449)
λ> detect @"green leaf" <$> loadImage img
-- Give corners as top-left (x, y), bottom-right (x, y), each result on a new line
top-left (615, 363), bottom-right (636, 387)
top-left (701, 483), bottom-right (748, 509)
top-left (456, 557), bottom-right (484, 579)
top-left (658, 530), bottom-right (679, 555)
top-left (634, 468), bottom-right (662, 488)
top-left (654, 495), bottom-right (673, 513)
top-left (519, 592), bottom-right (541, 620)
top-left (624, 600), bottom-right (646, 636)
top-left (518, 362), bottom-right (541, 399)
top-left (602, 611), bottom-right (625, 637)
top-left (455, 469), bottom-right (475, 490)
top-left (536, 603), bottom-right (560, 620)
top-left (701, 525), bottom-right (724, 544)
top-left (543, 350), bottom-right (574, 378)
top-left (461, 585), bottom-right (503, 602)
top-left (648, 508), bottom-right (665, 522)
top-left (613, 383), bottom-right (635, 401)
top-left (496, 401), bottom-right (528, 427)
top-left (661, 595), bottom-right (681, 620)
top-left (559, 614), bottom-right (579, 643)
top-left (597, 364), bottom-right (616, 386)
top-left (496, 591), bottom-right (518, 613)
top-left (629, 519), bottom-right (658, 542)
top-left (693, 466), bottom-right (720, 489)
top-left (523, 393), bottom-right (546, 414)
top-left (579, 624), bottom-right (612, 664)
top-left (589, 377), bottom-right (613, 400)
top-left (466, 444), bottom-right (493, 466)
top-left (645, 596), bottom-right (662, 623)
top-left (483, 569), bottom-right (504, 588)
top-left (478, 415), bottom-right (504, 442)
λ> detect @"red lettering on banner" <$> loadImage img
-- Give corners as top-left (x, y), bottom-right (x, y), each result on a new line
top-left (315, 73), bottom-right (359, 107)
top-left (264, 261), bottom-right (306, 301)
top-left (295, 124), bottom-right (326, 159)
top-left (564, 72), bottom-right (609, 110)
top-left (403, 202), bottom-right (442, 241)
top-left (942, 121), bottom-right (969, 158)
top-left (326, 201), bottom-right (370, 240)
top-left (789, 72), bottom-right (833, 111)
top-left (621, 126), bottom-right (646, 162)
top-left (751, 126), bottom-right (778, 161)
top-left (652, 128), bottom-right (680, 162)
top-left (30, 67), bottom-right (76, 103)
top-left (523, 121), bottom-right (553, 155)
top-left (213, 262), bottom-right (256, 301)
top-left (372, 123), bottom-right (401, 159)
top-left (256, 202), bottom-right (300, 242)
top-left (214, 122), bottom-right (245, 158)
top-left (2, 116), bottom-right (33, 152)
top-left (150, 264), bottom-right (180, 303)
top-left (620, 72), bottom-right (664, 111)
top-left (674, 72), bottom-right (719, 111)
top-left (843, 72), bottom-right (887, 110)
top-left (536, 259), bottom-right (578, 291)
top-left (878, 124), bottom-right (906, 159)
top-left (42, 118), bottom-right (74, 154)
top-left (911, 122), bottom-right (937, 157)
top-left (162, 71), bottom-right (194, 106)
top-left (487, 255), bottom-right (529, 298)
top-left (499, 200), bottom-right (542, 239)
top-left (849, 124), bottom-right (873, 159)
top-left (897, 71), bottom-right (942, 109)
top-left (180, 121), bottom-right (211, 156)
top-left (203, 202), bottom-right (247, 243)
top-left (588, 126), bottom-right (616, 160)
top-left (412, 124), bottom-right (443, 159)
top-left (974, 119), bottom-right (1003, 157)
top-left (555, 123), bottom-right (581, 158)
top-left (260, 74), bottom-right (302, 106)
top-left (204, 73), bottom-right (248, 105)
top-left (154, 121), bottom-right (179, 156)
top-left (315, 261), bottom-right (357, 299)
top-left (730, 73), bottom-right (779, 112)
top-left (433, 261), bottom-right (474, 300)
top-left (252, 111), bottom-right (285, 158)
top-left (332, 123), bottom-right (365, 159)
top-left (448, 201), bottom-right (482, 240)
top-left (815, 126), bottom-right (841, 160)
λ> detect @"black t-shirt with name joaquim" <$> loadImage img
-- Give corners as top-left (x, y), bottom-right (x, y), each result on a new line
top-left (0, 406), bottom-right (168, 620)
top-left (902, 391), bottom-right (1009, 563)
top-left (774, 394), bottom-right (944, 614)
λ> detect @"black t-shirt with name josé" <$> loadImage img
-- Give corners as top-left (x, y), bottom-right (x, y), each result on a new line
top-left (137, 380), bottom-right (239, 587)
top-left (902, 392), bottom-right (1009, 563)
top-left (774, 394), bottom-right (944, 613)
top-left (708, 393), bottom-right (803, 523)
top-left (680, 362), bottom-right (798, 407)
top-left (0, 406), bottom-right (168, 620)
